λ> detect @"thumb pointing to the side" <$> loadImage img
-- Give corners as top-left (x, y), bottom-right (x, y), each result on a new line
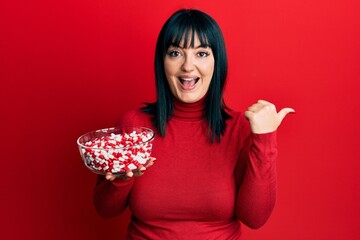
top-left (278, 108), bottom-right (295, 123)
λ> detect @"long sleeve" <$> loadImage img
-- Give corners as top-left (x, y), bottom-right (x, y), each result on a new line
top-left (92, 109), bottom-right (142, 219)
top-left (93, 175), bottom-right (134, 218)
top-left (235, 131), bottom-right (278, 229)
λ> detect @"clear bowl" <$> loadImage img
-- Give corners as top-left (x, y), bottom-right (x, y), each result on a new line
top-left (77, 127), bottom-right (155, 175)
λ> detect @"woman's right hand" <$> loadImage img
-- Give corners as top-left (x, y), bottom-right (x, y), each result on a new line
top-left (105, 157), bottom-right (156, 181)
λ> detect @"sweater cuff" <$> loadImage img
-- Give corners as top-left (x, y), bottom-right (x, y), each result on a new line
top-left (251, 130), bottom-right (277, 154)
top-left (249, 130), bottom-right (278, 177)
top-left (110, 177), bottom-right (135, 188)
top-left (251, 130), bottom-right (277, 149)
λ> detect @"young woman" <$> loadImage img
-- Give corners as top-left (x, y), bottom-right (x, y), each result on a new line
top-left (93, 9), bottom-right (294, 239)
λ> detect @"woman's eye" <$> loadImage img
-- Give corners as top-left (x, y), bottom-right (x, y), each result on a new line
top-left (198, 51), bottom-right (210, 57)
top-left (167, 50), bottom-right (181, 57)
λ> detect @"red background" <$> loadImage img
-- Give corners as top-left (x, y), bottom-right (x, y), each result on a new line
top-left (1, 0), bottom-right (359, 239)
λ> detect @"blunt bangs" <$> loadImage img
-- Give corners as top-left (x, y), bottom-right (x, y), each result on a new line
top-left (164, 25), bottom-right (210, 51)
top-left (161, 10), bottom-right (217, 54)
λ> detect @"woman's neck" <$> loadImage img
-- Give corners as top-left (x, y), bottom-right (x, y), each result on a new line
top-left (172, 97), bottom-right (206, 121)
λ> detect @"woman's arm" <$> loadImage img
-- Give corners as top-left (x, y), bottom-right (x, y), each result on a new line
top-left (93, 109), bottom-right (155, 218)
top-left (235, 131), bottom-right (277, 229)
top-left (235, 100), bottom-right (293, 228)
top-left (93, 175), bottom-right (134, 218)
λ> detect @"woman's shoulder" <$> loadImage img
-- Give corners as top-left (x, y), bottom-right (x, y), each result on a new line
top-left (121, 108), bottom-right (145, 119)
top-left (225, 107), bottom-right (251, 132)
top-left (116, 105), bottom-right (153, 128)
top-left (225, 107), bottom-right (246, 122)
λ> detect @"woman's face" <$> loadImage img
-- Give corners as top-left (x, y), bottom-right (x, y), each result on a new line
top-left (164, 34), bottom-right (214, 103)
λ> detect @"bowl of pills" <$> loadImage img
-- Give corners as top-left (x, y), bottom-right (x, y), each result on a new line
top-left (77, 127), bottom-right (155, 175)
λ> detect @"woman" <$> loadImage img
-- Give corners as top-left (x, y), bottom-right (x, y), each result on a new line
top-left (94, 9), bottom-right (294, 239)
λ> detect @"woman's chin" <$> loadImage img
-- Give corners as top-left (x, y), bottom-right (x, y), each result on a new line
top-left (175, 94), bottom-right (204, 103)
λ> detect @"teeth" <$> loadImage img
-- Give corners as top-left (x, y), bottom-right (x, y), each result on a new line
top-left (180, 78), bottom-right (196, 81)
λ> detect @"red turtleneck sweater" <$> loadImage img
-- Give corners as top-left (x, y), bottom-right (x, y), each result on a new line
top-left (93, 99), bottom-right (277, 240)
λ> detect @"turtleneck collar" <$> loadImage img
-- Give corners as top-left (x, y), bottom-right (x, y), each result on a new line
top-left (172, 96), bottom-right (206, 121)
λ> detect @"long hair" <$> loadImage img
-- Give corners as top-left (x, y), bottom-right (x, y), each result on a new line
top-left (142, 9), bottom-right (231, 142)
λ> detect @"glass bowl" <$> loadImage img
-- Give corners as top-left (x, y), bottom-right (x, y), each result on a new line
top-left (77, 127), bottom-right (154, 175)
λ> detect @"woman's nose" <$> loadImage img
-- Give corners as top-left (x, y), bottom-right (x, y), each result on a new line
top-left (181, 55), bottom-right (195, 72)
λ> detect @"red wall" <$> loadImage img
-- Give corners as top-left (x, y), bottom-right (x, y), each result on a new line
top-left (1, 0), bottom-right (359, 239)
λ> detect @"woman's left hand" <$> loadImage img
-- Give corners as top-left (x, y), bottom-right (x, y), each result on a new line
top-left (245, 100), bottom-right (295, 134)
top-left (105, 157), bottom-right (156, 181)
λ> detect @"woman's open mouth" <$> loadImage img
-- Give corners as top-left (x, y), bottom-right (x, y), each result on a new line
top-left (178, 77), bottom-right (200, 90)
